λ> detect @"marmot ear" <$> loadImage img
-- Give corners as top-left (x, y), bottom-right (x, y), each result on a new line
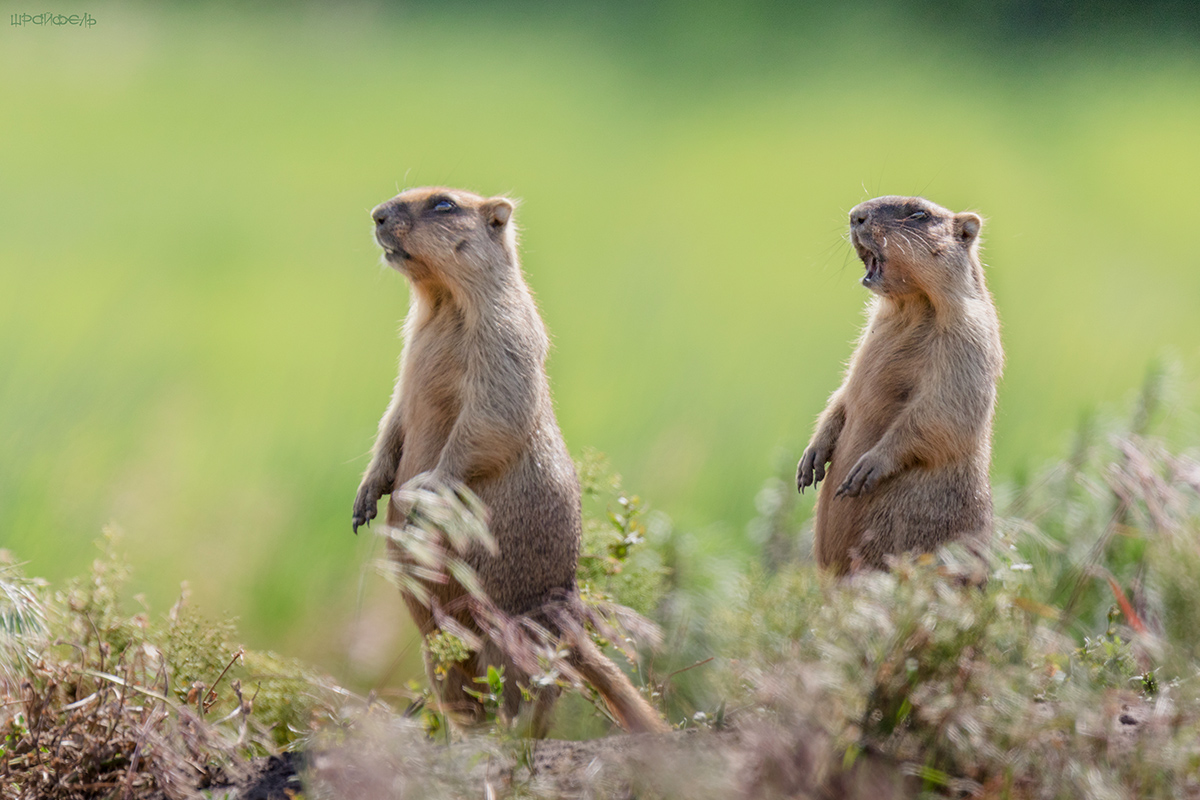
top-left (954, 212), bottom-right (982, 244)
top-left (484, 198), bottom-right (515, 229)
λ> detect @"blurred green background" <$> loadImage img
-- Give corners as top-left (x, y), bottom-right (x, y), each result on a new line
top-left (2, 2), bottom-right (1199, 688)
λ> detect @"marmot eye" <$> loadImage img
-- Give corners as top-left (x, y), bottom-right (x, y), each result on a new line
top-left (433, 199), bottom-right (457, 212)
top-left (908, 210), bottom-right (929, 221)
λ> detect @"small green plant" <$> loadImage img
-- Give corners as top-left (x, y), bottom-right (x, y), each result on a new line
top-left (424, 630), bottom-right (472, 683)
top-left (463, 665), bottom-right (506, 721)
top-left (576, 448), bottom-right (670, 617)
top-left (1074, 605), bottom-right (1145, 692)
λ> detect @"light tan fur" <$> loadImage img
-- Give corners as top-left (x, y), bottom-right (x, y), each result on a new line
top-left (353, 186), bottom-right (667, 734)
top-left (797, 196), bottom-right (1003, 574)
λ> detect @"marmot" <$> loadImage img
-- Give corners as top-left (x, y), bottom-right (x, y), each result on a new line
top-left (352, 187), bottom-right (668, 735)
top-left (796, 196), bottom-right (1003, 574)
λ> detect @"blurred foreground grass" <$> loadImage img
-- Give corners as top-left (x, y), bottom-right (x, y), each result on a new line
top-left (3, 375), bottom-right (1200, 797)
top-left (1, 3), bottom-right (1199, 683)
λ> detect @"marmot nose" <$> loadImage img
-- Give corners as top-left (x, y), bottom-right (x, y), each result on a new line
top-left (850, 211), bottom-right (869, 228)
top-left (372, 205), bottom-right (393, 226)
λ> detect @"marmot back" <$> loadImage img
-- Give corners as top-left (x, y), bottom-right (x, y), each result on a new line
top-left (353, 187), bottom-right (667, 735)
top-left (797, 196), bottom-right (1003, 573)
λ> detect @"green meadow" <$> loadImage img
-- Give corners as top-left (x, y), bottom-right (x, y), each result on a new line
top-left (2, 4), bottom-right (1199, 685)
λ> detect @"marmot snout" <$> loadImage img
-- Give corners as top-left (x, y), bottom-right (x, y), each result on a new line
top-left (371, 191), bottom-right (514, 278)
top-left (847, 196), bottom-right (984, 299)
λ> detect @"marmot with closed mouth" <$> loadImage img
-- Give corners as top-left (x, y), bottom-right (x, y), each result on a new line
top-left (353, 186), bottom-right (668, 735)
top-left (797, 196), bottom-right (1003, 574)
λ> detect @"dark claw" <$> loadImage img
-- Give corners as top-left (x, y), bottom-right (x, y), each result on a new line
top-left (797, 451), bottom-right (812, 493)
top-left (797, 446), bottom-right (829, 494)
top-left (352, 487), bottom-right (381, 534)
top-left (835, 470), bottom-right (856, 498)
top-left (836, 459), bottom-right (879, 498)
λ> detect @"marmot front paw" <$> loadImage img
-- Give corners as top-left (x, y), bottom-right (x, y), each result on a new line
top-left (835, 451), bottom-right (890, 498)
top-left (797, 442), bottom-right (831, 493)
top-left (352, 476), bottom-right (391, 534)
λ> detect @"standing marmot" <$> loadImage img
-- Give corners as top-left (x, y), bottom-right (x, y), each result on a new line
top-left (352, 187), bottom-right (667, 735)
top-left (796, 196), bottom-right (1003, 574)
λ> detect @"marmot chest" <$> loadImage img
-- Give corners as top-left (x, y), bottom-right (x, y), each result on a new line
top-left (398, 314), bottom-right (470, 472)
top-left (843, 316), bottom-right (936, 440)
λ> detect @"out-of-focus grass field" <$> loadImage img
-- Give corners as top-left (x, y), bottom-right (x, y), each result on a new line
top-left (3, 3), bottom-right (1199, 684)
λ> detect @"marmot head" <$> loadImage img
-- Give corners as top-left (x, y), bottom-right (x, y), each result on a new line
top-left (371, 187), bottom-right (517, 287)
top-left (848, 196), bottom-right (984, 301)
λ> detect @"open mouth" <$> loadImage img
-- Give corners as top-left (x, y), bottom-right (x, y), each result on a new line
top-left (376, 232), bottom-right (411, 261)
top-left (858, 247), bottom-right (883, 285)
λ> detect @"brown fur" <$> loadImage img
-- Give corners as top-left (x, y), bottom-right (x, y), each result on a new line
top-left (796, 196), bottom-right (1003, 574)
top-left (353, 186), bottom-right (667, 734)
